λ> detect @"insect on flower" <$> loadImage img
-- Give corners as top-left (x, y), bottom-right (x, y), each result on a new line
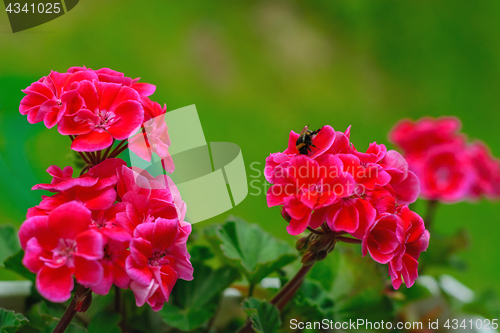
top-left (296, 125), bottom-right (322, 155)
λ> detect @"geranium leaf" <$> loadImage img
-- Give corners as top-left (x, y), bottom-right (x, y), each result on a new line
top-left (159, 261), bottom-right (239, 331)
top-left (216, 217), bottom-right (297, 285)
top-left (242, 298), bottom-right (281, 333)
top-left (87, 311), bottom-right (121, 333)
top-left (4, 250), bottom-right (35, 282)
top-left (0, 225), bottom-right (20, 267)
top-left (0, 308), bottom-right (28, 333)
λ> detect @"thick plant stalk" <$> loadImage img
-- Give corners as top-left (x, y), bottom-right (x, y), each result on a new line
top-left (52, 285), bottom-right (90, 333)
top-left (272, 264), bottom-right (314, 310)
top-left (236, 264), bottom-right (314, 333)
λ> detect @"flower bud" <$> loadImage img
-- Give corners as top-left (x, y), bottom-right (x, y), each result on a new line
top-left (75, 292), bottom-right (92, 313)
top-left (316, 250), bottom-right (328, 261)
top-left (280, 208), bottom-right (291, 223)
top-left (301, 251), bottom-right (317, 266)
top-left (295, 237), bottom-right (308, 251)
top-left (308, 238), bottom-right (322, 252)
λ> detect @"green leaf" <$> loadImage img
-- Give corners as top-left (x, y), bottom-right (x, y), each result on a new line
top-left (159, 261), bottom-right (240, 331)
top-left (242, 298), bottom-right (281, 333)
top-left (293, 279), bottom-right (335, 320)
top-left (0, 308), bottom-right (28, 333)
top-left (25, 301), bottom-right (88, 333)
top-left (216, 217), bottom-right (297, 285)
top-left (4, 250), bottom-right (35, 283)
top-left (25, 302), bottom-right (54, 330)
top-left (87, 311), bottom-right (121, 333)
top-left (42, 321), bottom-right (88, 333)
top-left (308, 245), bottom-right (393, 323)
top-left (0, 225), bottom-right (21, 267)
top-left (419, 229), bottom-right (469, 270)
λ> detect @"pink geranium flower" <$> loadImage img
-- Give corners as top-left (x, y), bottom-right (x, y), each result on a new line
top-left (58, 80), bottom-right (144, 151)
top-left (128, 103), bottom-right (174, 173)
top-left (267, 154), bottom-right (354, 235)
top-left (67, 66), bottom-right (156, 98)
top-left (468, 141), bottom-right (500, 200)
top-left (389, 116), bottom-right (463, 159)
top-left (19, 201), bottom-right (104, 302)
top-left (127, 219), bottom-right (193, 311)
top-left (19, 70), bottom-right (97, 128)
top-left (92, 239), bottom-right (130, 295)
top-left (362, 213), bottom-right (404, 264)
top-left (390, 116), bottom-right (500, 202)
top-left (416, 143), bottom-right (474, 202)
top-left (19, 71), bottom-right (97, 128)
top-left (380, 150), bottom-right (420, 205)
top-left (264, 125), bottom-right (336, 182)
top-left (388, 206), bottom-right (430, 289)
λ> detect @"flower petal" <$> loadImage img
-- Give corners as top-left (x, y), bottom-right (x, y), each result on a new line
top-left (36, 265), bottom-right (74, 303)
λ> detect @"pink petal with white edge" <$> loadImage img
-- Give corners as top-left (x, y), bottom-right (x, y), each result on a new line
top-left (130, 280), bottom-right (156, 307)
top-left (75, 229), bottom-right (104, 260)
top-left (18, 215), bottom-right (56, 250)
top-left (126, 255), bottom-right (153, 285)
top-left (36, 265), bottom-right (74, 303)
top-left (129, 238), bottom-right (153, 266)
top-left (23, 238), bottom-right (49, 273)
top-left (150, 219), bottom-right (178, 251)
top-left (392, 171), bottom-right (420, 205)
top-left (382, 150), bottom-right (408, 183)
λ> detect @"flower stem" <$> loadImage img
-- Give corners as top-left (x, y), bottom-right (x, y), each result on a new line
top-left (102, 140), bottom-right (115, 160)
top-left (236, 264), bottom-right (314, 333)
top-left (425, 200), bottom-right (439, 231)
top-left (335, 236), bottom-right (362, 244)
top-left (52, 285), bottom-right (90, 333)
top-left (271, 264), bottom-right (313, 310)
top-left (108, 141), bottom-right (128, 159)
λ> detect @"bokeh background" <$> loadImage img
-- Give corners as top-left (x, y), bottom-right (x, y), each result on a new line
top-left (1, 0), bottom-right (499, 298)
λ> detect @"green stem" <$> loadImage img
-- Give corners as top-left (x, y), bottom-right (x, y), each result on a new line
top-left (425, 200), bottom-right (439, 231)
top-left (52, 286), bottom-right (89, 333)
top-left (236, 264), bottom-right (314, 333)
top-left (248, 282), bottom-right (255, 298)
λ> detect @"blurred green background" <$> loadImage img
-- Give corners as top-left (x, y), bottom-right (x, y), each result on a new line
top-left (1, 0), bottom-right (499, 297)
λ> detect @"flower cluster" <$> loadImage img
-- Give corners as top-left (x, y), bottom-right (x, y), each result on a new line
top-left (265, 126), bottom-right (429, 289)
top-left (18, 66), bottom-right (191, 311)
top-left (390, 117), bottom-right (500, 202)
top-left (19, 159), bottom-right (192, 310)
top-left (19, 66), bottom-right (169, 157)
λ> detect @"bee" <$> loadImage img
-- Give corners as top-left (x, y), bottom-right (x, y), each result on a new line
top-left (296, 125), bottom-right (322, 155)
